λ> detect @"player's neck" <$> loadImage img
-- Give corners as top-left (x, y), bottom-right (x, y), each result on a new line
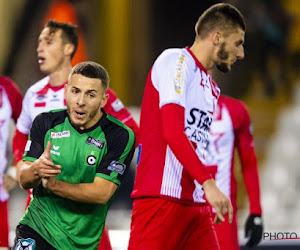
top-left (190, 40), bottom-right (215, 71)
top-left (49, 64), bottom-right (72, 87)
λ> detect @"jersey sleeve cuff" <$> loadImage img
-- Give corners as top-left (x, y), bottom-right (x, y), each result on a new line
top-left (96, 172), bottom-right (121, 186)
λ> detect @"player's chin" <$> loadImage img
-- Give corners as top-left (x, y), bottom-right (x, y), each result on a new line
top-left (216, 63), bottom-right (230, 73)
top-left (69, 115), bottom-right (86, 128)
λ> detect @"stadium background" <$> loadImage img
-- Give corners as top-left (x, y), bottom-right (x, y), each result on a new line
top-left (1, 0), bottom-right (300, 249)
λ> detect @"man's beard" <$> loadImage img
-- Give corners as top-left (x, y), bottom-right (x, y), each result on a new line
top-left (216, 42), bottom-right (230, 73)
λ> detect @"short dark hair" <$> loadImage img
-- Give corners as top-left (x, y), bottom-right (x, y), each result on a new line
top-left (45, 20), bottom-right (78, 59)
top-left (195, 3), bottom-right (246, 39)
top-left (69, 61), bottom-right (110, 91)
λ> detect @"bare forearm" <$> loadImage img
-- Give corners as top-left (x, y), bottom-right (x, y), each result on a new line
top-left (45, 177), bottom-right (118, 204)
top-left (19, 162), bottom-right (41, 189)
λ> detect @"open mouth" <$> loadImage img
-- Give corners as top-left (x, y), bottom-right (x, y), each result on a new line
top-left (38, 56), bottom-right (46, 64)
top-left (74, 110), bottom-right (86, 119)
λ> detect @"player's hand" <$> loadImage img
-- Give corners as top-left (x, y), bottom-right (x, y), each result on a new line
top-left (3, 173), bottom-right (17, 191)
top-left (42, 177), bottom-right (56, 190)
top-left (202, 178), bottom-right (233, 224)
top-left (245, 214), bottom-right (263, 248)
top-left (34, 141), bottom-right (61, 178)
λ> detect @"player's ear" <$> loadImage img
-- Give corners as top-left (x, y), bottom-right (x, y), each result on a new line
top-left (64, 82), bottom-right (69, 99)
top-left (212, 31), bottom-right (222, 46)
top-left (100, 93), bottom-right (109, 108)
top-left (64, 43), bottom-right (75, 57)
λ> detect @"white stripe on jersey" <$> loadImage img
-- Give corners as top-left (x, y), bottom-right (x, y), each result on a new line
top-left (193, 180), bottom-right (206, 203)
top-left (160, 146), bottom-right (183, 199)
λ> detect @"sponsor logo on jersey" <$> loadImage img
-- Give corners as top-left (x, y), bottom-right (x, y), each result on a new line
top-left (174, 54), bottom-right (186, 94)
top-left (51, 131), bottom-right (70, 138)
top-left (25, 140), bottom-right (32, 151)
top-left (50, 145), bottom-right (60, 156)
top-left (185, 108), bottom-right (212, 148)
top-left (108, 160), bottom-right (126, 175)
top-left (37, 94), bottom-right (45, 100)
top-left (15, 238), bottom-right (36, 250)
top-left (112, 99), bottom-right (124, 112)
top-left (86, 137), bottom-right (104, 149)
top-left (85, 150), bottom-right (100, 166)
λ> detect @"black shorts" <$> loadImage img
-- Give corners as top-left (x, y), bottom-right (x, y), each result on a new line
top-left (12, 224), bottom-right (57, 250)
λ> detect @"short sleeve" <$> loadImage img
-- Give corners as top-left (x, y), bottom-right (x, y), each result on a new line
top-left (151, 50), bottom-right (190, 109)
top-left (96, 125), bottom-right (135, 186)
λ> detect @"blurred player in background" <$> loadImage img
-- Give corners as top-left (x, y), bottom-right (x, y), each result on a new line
top-left (129, 3), bottom-right (246, 249)
top-left (12, 19), bottom-right (139, 250)
top-left (0, 76), bottom-right (22, 249)
top-left (205, 94), bottom-right (263, 249)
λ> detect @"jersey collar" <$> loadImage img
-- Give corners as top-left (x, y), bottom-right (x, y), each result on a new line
top-left (185, 46), bottom-right (207, 74)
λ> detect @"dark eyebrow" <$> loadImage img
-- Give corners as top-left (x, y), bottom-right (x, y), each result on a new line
top-left (86, 89), bottom-right (97, 94)
top-left (71, 86), bottom-right (97, 93)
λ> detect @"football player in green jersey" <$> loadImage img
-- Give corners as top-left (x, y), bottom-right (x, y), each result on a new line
top-left (13, 61), bottom-right (136, 250)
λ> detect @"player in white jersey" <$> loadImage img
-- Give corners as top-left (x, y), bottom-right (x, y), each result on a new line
top-left (12, 20), bottom-right (139, 250)
top-left (0, 76), bottom-right (22, 248)
top-left (129, 3), bottom-right (246, 249)
top-left (13, 20), bottom-right (77, 181)
top-left (205, 95), bottom-right (263, 249)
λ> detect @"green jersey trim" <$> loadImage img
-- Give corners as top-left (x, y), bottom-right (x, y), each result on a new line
top-left (96, 173), bottom-right (121, 186)
top-left (23, 156), bottom-right (37, 162)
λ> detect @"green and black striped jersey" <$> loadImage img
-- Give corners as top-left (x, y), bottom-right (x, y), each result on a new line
top-left (20, 108), bottom-right (135, 250)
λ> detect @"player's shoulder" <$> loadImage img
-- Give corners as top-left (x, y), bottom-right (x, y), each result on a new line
top-left (34, 109), bottom-right (67, 127)
top-left (106, 88), bottom-right (116, 97)
top-left (0, 76), bottom-right (14, 85)
top-left (0, 76), bottom-right (21, 93)
top-left (155, 48), bottom-right (191, 66)
top-left (105, 113), bottom-right (134, 138)
top-left (26, 76), bottom-right (50, 94)
top-left (220, 95), bottom-right (249, 114)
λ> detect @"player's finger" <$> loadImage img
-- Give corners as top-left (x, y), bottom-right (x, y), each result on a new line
top-left (227, 202), bottom-right (233, 223)
top-left (40, 169), bottom-right (61, 178)
top-left (214, 206), bottom-right (225, 223)
top-left (40, 157), bottom-right (56, 168)
top-left (43, 141), bottom-right (52, 158)
top-left (214, 214), bottom-right (222, 224)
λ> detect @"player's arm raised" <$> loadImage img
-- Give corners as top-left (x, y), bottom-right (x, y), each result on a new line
top-left (19, 141), bottom-right (61, 189)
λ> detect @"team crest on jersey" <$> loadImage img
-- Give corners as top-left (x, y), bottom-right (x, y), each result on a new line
top-left (174, 54), bottom-right (186, 94)
top-left (86, 137), bottom-right (104, 149)
top-left (85, 149), bottom-right (100, 166)
top-left (15, 238), bottom-right (36, 250)
top-left (37, 94), bottom-right (45, 100)
top-left (108, 160), bottom-right (126, 175)
top-left (51, 131), bottom-right (70, 138)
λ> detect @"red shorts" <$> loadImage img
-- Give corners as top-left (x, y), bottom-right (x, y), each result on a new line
top-left (0, 200), bottom-right (9, 247)
top-left (97, 225), bottom-right (112, 250)
top-left (128, 198), bottom-right (219, 250)
top-left (213, 213), bottom-right (239, 250)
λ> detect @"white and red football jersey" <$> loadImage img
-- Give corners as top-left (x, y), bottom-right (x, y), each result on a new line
top-left (205, 95), bottom-right (261, 214)
top-left (131, 47), bottom-right (220, 205)
top-left (0, 77), bottom-right (22, 202)
top-left (16, 76), bottom-right (66, 135)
